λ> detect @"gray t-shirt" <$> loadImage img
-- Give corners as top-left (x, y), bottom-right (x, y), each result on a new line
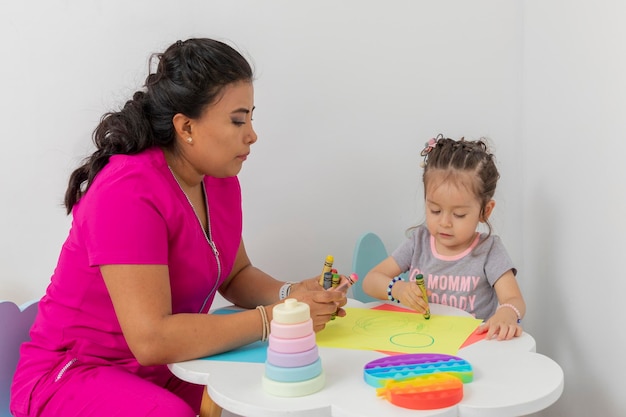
top-left (391, 225), bottom-right (516, 320)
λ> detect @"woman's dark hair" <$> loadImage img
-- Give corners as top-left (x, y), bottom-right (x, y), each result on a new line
top-left (64, 38), bottom-right (254, 213)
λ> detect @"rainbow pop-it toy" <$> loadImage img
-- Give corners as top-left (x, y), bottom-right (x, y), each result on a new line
top-left (376, 372), bottom-right (464, 410)
top-left (364, 353), bottom-right (473, 387)
top-left (363, 353), bottom-right (473, 410)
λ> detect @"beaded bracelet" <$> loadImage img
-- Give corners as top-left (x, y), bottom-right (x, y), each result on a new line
top-left (279, 282), bottom-right (294, 300)
top-left (256, 305), bottom-right (270, 342)
top-left (497, 303), bottom-right (522, 323)
top-left (387, 276), bottom-right (403, 303)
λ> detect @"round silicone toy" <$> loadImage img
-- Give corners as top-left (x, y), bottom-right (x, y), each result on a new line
top-left (272, 298), bottom-right (310, 324)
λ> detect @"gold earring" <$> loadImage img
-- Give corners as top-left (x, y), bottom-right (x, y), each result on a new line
top-left (186, 137), bottom-right (193, 144)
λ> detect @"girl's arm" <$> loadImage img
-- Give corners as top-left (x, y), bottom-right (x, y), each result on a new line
top-left (477, 269), bottom-right (526, 340)
top-left (362, 256), bottom-right (430, 314)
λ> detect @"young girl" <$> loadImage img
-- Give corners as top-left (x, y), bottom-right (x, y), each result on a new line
top-left (362, 134), bottom-right (525, 341)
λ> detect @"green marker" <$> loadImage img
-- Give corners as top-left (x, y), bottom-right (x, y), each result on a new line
top-left (415, 274), bottom-right (430, 319)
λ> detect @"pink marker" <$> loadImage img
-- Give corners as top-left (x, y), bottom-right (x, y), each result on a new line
top-left (329, 273), bottom-right (359, 292)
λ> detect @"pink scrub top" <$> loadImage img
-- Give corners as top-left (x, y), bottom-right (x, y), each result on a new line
top-left (11, 147), bottom-right (242, 414)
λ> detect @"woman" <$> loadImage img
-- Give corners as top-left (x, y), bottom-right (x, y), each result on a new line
top-left (11, 38), bottom-right (346, 417)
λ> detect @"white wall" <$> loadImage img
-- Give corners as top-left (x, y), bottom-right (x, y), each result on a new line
top-left (0, 0), bottom-right (523, 302)
top-left (523, 1), bottom-right (626, 416)
top-left (1, 1), bottom-right (621, 416)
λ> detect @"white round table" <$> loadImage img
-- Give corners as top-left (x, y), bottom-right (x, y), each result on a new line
top-left (169, 301), bottom-right (563, 417)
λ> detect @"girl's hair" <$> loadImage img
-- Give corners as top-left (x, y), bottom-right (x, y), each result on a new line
top-left (64, 38), bottom-right (254, 214)
top-left (421, 134), bottom-right (500, 235)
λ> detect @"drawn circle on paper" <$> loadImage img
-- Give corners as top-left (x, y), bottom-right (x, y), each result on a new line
top-left (353, 316), bottom-right (412, 335)
top-left (389, 332), bottom-right (434, 348)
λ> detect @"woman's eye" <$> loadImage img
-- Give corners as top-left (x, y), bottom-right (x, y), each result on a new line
top-left (232, 120), bottom-right (245, 126)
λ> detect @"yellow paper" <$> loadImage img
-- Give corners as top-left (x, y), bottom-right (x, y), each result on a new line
top-left (316, 307), bottom-right (482, 355)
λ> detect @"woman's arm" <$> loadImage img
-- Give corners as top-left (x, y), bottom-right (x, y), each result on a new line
top-left (220, 240), bottom-right (347, 329)
top-left (101, 240), bottom-right (346, 366)
top-left (101, 263), bottom-right (270, 366)
top-left (218, 239), bottom-right (285, 307)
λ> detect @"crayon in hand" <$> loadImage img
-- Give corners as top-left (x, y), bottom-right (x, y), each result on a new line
top-left (323, 271), bottom-right (333, 289)
top-left (328, 273), bottom-right (358, 319)
top-left (415, 274), bottom-right (430, 319)
top-left (330, 273), bottom-right (359, 293)
top-left (319, 255), bottom-right (334, 286)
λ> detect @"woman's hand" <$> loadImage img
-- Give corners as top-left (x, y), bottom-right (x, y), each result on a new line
top-left (287, 277), bottom-right (347, 331)
top-left (290, 277), bottom-right (330, 292)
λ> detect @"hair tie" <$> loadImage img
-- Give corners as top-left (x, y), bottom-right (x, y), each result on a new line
top-left (420, 133), bottom-right (445, 167)
top-left (420, 137), bottom-right (438, 157)
top-left (175, 40), bottom-right (184, 48)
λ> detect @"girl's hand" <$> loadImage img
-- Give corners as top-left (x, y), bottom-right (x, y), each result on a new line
top-left (483, 271), bottom-right (525, 340)
top-left (476, 308), bottom-right (523, 340)
top-left (393, 280), bottom-right (430, 315)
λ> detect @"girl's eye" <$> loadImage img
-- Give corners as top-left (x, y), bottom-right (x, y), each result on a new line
top-left (454, 213), bottom-right (467, 219)
top-left (430, 209), bottom-right (441, 215)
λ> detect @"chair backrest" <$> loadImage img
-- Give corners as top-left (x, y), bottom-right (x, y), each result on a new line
top-left (0, 300), bottom-right (39, 417)
top-left (350, 232), bottom-right (389, 303)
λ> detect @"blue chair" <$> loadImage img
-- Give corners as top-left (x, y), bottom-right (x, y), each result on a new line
top-left (351, 232), bottom-right (391, 303)
top-left (0, 300), bottom-right (39, 417)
